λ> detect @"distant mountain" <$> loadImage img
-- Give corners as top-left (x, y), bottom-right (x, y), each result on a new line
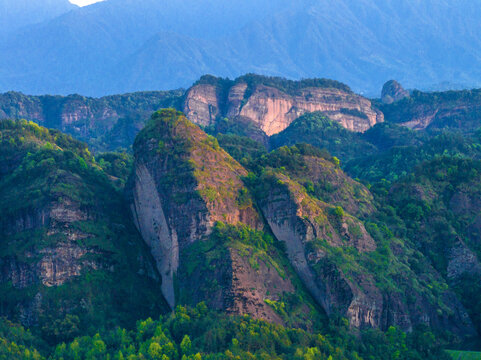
top-left (1, 0), bottom-right (481, 96)
top-left (0, 0), bottom-right (76, 40)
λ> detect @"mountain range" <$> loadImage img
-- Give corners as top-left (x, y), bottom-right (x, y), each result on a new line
top-left (2, 0), bottom-right (481, 96)
top-left (1, 75), bottom-right (481, 358)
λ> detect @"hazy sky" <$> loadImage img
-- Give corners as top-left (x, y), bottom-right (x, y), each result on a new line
top-left (69, 0), bottom-right (104, 6)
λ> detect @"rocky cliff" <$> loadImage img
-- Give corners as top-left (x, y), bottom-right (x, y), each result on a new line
top-left (0, 91), bottom-right (183, 151)
top-left (0, 119), bottom-right (168, 340)
top-left (129, 109), bottom-right (308, 324)
top-left (252, 145), bottom-right (475, 335)
top-left (380, 88), bottom-right (481, 132)
top-left (0, 75), bottom-right (385, 152)
top-left (387, 157), bottom-right (481, 335)
top-left (183, 75), bottom-right (384, 138)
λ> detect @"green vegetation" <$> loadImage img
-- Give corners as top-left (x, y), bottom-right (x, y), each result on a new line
top-left (345, 130), bottom-right (481, 183)
top-left (339, 108), bottom-right (368, 120)
top-left (378, 89), bottom-right (481, 132)
top-left (195, 74), bottom-right (352, 100)
top-left (0, 90), bottom-right (184, 152)
top-left (270, 112), bottom-right (376, 163)
top-left (447, 350), bottom-right (481, 360)
top-left (0, 306), bottom-right (452, 360)
top-left (96, 152), bottom-right (133, 188)
top-left (235, 74), bottom-right (352, 97)
top-left (4, 83), bottom-right (481, 360)
top-left (0, 119), bottom-right (168, 346)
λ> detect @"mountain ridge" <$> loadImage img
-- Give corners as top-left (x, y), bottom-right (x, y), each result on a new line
top-left (2, 0), bottom-right (481, 95)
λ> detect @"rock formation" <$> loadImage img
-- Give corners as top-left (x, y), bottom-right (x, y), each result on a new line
top-left (380, 88), bottom-right (481, 132)
top-left (0, 120), bottom-right (167, 329)
top-left (0, 90), bottom-right (183, 150)
top-left (129, 109), bottom-right (299, 323)
top-left (253, 148), bottom-right (475, 335)
top-left (381, 80), bottom-right (409, 104)
top-left (183, 76), bottom-right (384, 137)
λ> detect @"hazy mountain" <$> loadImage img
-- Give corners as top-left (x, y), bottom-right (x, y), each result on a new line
top-left (0, 0), bottom-right (76, 39)
top-left (1, 0), bottom-right (481, 96)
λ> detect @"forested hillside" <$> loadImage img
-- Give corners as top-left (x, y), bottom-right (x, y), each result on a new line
top-left (1, 78), bottom-right (481, 359)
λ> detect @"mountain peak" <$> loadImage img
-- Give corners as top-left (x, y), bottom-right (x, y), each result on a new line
top-left (381, 80), bottom-right (409, 104)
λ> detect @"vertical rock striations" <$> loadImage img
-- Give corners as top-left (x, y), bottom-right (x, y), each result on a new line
top-left (183, 75), bottom-right (384, 137)
top-left (252, 146), bottom-right (475, 335)
top-left (129, 109), bottom-right (300, 323)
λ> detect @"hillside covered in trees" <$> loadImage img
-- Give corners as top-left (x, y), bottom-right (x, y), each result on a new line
top-left (1, 79), bottom-right (481, 359)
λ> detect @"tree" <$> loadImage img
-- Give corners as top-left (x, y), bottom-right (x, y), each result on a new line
top-left (180, 335), bottom-right (192, 356)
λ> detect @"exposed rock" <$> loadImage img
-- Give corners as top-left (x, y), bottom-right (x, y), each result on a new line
top-left (182, 84), bottom-right (220, 127)
top-left (130, 109), bottom-right (297, 322)
top-left (183, 80), bottom-right (384, 137)
top-left (447, 238), bottom-right (481, 281)
top-left (381, 80), bottom-right (409, 104)
top-left (0, 121), bottom-right (168, 330)
top-left (176, 240), bottom-right (294, 325)
top-left (131, 163), bottom-right (179, 308)
top-left (0, 90), bottom-right (183, 151)
top-left (256, 167), bottom-right (475, 335)
top-left (257, 171), bottom-right (380, 328)
top-left (380, 88), bottom-right (481, 132)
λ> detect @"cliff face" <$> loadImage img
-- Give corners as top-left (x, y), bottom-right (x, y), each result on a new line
top-left (253, 148), bottom-right (475, 335)
top-left (0, 91), bottom-right (183, 151)
top-left (183, 78), bottom-right (384, 137)
top-left (256, 167), bottom-right (383, 329)
top-left (129, 109), bottom-right (301, 323)
top-left (380, 88), bottom-right (481, 133)
top-left (182, 84), bottom-right (220, 127)
top-left (0, 120), bottom-right (167, 335)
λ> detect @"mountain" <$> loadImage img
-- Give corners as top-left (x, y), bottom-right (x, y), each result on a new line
top-left (183, 75), bottom-right (383, 136)
top-left (129, 109), bottom-right (283, 319)
top-left (0, 75), bottom-right (383, 151)
top-left (269, 112), bottom-right (378, 161)
top-left (0, 90), bottom-right (183, 151)
top-left (128, 110), bottom-right (475, 337)
top-left (387, 157), bottom-right (481, 335)
top-left (0, 0), bottom-right (76, 40)
top-left (2, 87), bottom-right (481, 357)
top-left (0, 120), bottom-right (168, 345)
top-left (2, 0), bottom-right (481, 95)
top-left (378, 88), bottom-right (481, 133)
top-left (381, 80), bottom-right (409, 104)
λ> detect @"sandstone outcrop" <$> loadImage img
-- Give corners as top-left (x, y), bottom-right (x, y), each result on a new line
top-left (130, 109), bottom-right (298, 323)
top-left (380, 88), bottom-right (481, 132)
top-left (256, 169), bottom-right (382, 329)
top-left (183, 76), bottom-right (384, 137)
top-left (254, 149), bottom-right (474, 335)
top-left (0, 90), bottom-right (183, 150)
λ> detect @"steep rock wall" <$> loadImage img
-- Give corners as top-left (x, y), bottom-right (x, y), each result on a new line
top-left (130, 110), bottom-right (299, 322)
top-left (183, 82), bottom-right (384, 136)
top-left (131, 163), bottom-right (178, 308)
top-left (256, 169), bottom-right (475, 335)
top-left (258, 174), bottom-right (381, 329)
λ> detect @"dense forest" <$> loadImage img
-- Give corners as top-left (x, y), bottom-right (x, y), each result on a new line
top-left (1, 80), bottom-right (481, 360)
